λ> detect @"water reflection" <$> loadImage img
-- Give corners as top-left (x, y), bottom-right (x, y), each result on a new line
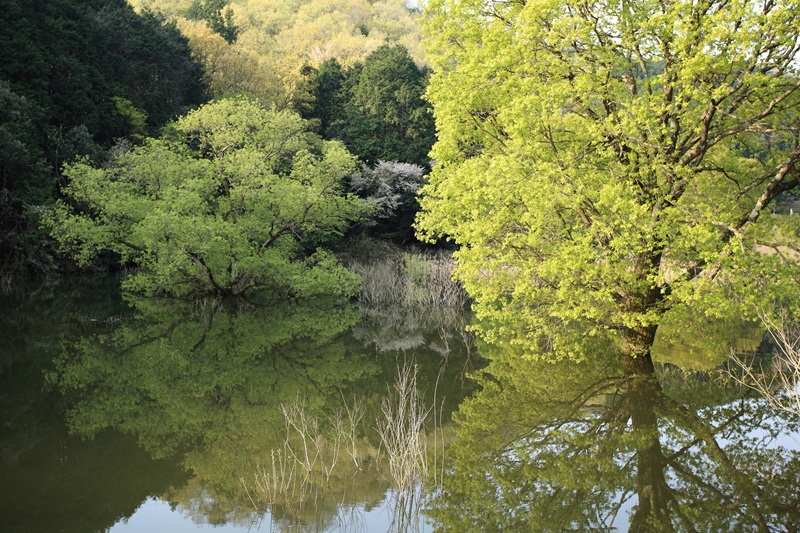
top-left (428, 335), bottom-right (800, 532)
top-left (0, 278), bottom-right (190, 533)
top-left (10, 277), bottom-right (794, 532)
top-left (42, 290), bottom-right (477, 532)
top-left (53, 296), bottom-right (367, 456)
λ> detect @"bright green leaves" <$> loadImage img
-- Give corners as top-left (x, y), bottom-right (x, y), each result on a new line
top-left (418, 0), bottom-right (800, 360)
top-left (176, 97), bottom-right (310, 162)
top-left (47, 98), bottom-right (369, 299)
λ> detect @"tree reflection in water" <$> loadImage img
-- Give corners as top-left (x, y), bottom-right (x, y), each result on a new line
top-left (51, 294), bottom-right (380, 530)
top-left (50, 293), bottom-right (477, 532)
top-left (427, 334), bottom-right (800, 532)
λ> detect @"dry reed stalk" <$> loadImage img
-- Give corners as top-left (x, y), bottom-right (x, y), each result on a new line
top-left (239, 359), bottom-right (449, 531)
top-left (727, 309), bottom-right (800, 416)
top-left (376, 358), bottom-right (437, 532)
top-left (344, 243), bottom-right (470, 315)
top-left (241, 394), bottom-right (371, 523)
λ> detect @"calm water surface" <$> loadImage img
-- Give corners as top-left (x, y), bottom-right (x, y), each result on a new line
top-left (2, 277), bottom-right (799, 532)
top-left (1, 276), bottom-right (478, 533)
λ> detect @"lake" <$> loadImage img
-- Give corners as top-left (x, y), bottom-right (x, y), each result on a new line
top-left (2, 276), bottom-right (799, 532)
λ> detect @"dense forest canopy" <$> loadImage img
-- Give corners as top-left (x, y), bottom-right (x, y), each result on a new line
top-left (0, 0), bottom-right (206, 144)
top-left (0, 0), bottom-right (206, 275)
top-left (0, 0), bottom-right (434, 277)
top-left (308, 45), bottom-right (435, 168)
top-left (128, 0), bottom-right (425, 109)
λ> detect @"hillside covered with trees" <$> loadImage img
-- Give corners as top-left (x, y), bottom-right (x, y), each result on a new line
top-left (129, 0), bottom-right (426, 109)
top-left (0, 0), bottom-right (207, 275)
top-left (0, 0), bottom-right (434, 278)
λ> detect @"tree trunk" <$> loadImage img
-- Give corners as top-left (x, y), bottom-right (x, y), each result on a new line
top-left (622, 321), bottom-right (673, 530)
top-left (621, 324), bottom-right (658, 377)
top-left (627, 374), bottom-right (673, 532)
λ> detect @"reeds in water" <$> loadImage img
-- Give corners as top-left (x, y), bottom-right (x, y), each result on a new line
top-left (349, 251), bottom-right (469, 312)
top-left (241, 395), bottom-right (373, 529)
top-left (376, 360), bottom-right (433, 532)
top-left (727, 309), bottom-right (800, 416)
top-left (241, 359), bottom-right (446, 532)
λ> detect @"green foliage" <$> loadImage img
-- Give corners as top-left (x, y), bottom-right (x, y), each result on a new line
top-left (89, 7), bottom-right (207, 134)
top-left (0, 0), bottom-right (206, 145)
top-left (324, 45), bottom-right (436, 167)
top-left (111, 97), bottom-right (148, 142)
top-left (143, 0), bottom-right (425, 114)
top-left (130, 1), bottom-right (430, 166)
top-left (185, 0), bottom-right (239, 43)
top-left (301, 58), bottom-right (346, 134)
top-left (0, 82), bottom-right (49, 203)
top-left (0, 0), bottom-right (207, 275)
top-left (417, 0), bottom-right (800, 362)
top-left (46, 98), bottom-right (369, 298)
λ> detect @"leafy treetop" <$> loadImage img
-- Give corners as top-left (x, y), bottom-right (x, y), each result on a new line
top-left (417, 0), bottom-right (800, 370)
top-left (46, 98), bottom-right (369, 299)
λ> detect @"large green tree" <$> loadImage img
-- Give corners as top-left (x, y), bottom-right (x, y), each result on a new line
top-left (417, 0), bottom-right (800, 374)
top-left (302, 58), bottom-right (346, 135)
top-left (46, 98), bottom-right (368, 299)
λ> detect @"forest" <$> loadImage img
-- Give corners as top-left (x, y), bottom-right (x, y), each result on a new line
top-left (3, 1), bottom-right (800, 531)
top-left (0, 0), bottom-right (433, 283)
top-left (2, 0), bottom-right (799, 373)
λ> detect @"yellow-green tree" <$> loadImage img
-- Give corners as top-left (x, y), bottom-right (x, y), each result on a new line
top-left (417, 0), bottom-right (800, 374)
top-left (47, 98), bottom-right (368, 298)
top-left (183, 22), bottom-right (287, 107)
